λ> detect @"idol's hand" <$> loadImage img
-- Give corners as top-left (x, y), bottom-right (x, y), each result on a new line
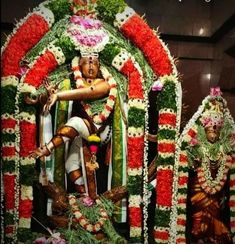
top-left (29, 145), bottom-right (51, 159)
top-left (44, 77), bottom-right (58, 96)
top-left (43, 78), bottom-right (58, 114)
top-left (43, 93), bottom-right (58, 114)
top-left (24, 93), bottom-right (39, 105)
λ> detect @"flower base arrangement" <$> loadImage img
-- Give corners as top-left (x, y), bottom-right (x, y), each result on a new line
top-left (1, 0), bottom-right (181, 243)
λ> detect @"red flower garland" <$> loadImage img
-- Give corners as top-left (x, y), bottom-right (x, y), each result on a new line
top-left (230, 179), bottom-right (235, 187)
top-left (24, 50), bottom-right (58, 88)
top-left (5, 226), bottom-right (14, 235)
top-left (156, 169), bottom-right (173, 207)
top-left (19, 121), bottom-right (37, 157)
top-left (2, 118), bottom-right (17, 129)
top-left (3, 174), bottom-right (16, 210)
top-left (2, 147), bottom-right (16, 157)
top-left (178, 176), bottom-right (188, 186)
top-left (127, 137), bottom-right (145, 169)
top-left (120, 14), bottom-right (172, 76)
top-left (159, 113), bottom-right (176, 127)
top-left (114, 55), bottom-right (145, 239)
top-left (179, 154), bottom-right (188, 163)
top-left (19, 199), bottom-right (33, 218)
top-left (188, 128), bottom-right (197, 138)
top-left (1, 14), bottom-right (49, 76)
top-left (120, 59), bottom-right (144, 99)
top-left (158, 142), bottom-right (175, 153)
top-left (129, 207), bottom-right (142, 227)
top-left (154, 230), bottom-right (169, 241)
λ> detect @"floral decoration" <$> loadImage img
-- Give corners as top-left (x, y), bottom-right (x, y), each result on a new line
top-left (1, 1), bottom-right (60, 242)
top-left (69, 195), bottom-right (109, 233)
top-left (170, 93), bottom-right (235, 244)
top-left (1, 0), bottom-right (182, 243)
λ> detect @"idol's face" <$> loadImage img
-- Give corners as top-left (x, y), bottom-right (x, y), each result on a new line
top-left (80, 56), bottom-right (99, 79)
top-left (205, 126), bottom-right (220, 143)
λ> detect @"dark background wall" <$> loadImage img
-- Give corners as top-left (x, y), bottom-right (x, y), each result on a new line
top-left (1, 0), bottom-right (235, 123)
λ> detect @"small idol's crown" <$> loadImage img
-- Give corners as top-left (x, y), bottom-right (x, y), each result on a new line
top-left (200, 99), bottom-right (224, 128)
top-left (200, 110), bottom-right (224, 128)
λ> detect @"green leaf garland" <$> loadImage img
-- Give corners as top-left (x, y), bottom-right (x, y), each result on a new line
top-left (96, 0), bottom-right (126, 23)
top-left (45, 0), bottom-right (71, 22)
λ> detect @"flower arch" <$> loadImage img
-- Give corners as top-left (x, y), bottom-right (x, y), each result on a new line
top-left (1, 0), bottom-right (181, 243)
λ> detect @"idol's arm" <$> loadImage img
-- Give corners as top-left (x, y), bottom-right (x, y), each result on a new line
top-left (43, 81), bottom-right (110, 113)
top-left (57, 81), bottom-right (110, 101)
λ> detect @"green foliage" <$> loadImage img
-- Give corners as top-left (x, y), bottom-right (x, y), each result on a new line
top-left (231, 167), bottom-right (235, 174)
top-left (48, 64), bottom-right (72, 87)
top-left (18, 228), bottom-right (40, 243)
top-left (1, 86), bottom-right (17, 114)
top-left (58, 196), bottom-right (122, 244)
top-left (59, 226), bottom-right (100, 244)
top-left (230, 190), bottom-right (235, 195)
top-left (75, 196), bottom-right (114, 222)
top-left (129, 237), bottom-right (141, 243)
top-left (20, 165), bottom-right (37, 185)
top-left (154, 208), bottom-right (171, 227)
top-left (1, 133), bottom-right (16, 143)
top-left (158, 129), bottom-right (176, 140)
top-left (181, 141), bottom-right (188, 150)
top-left (157, 80), bottom-right (177, 111)
top-left (96, 0), bottom-right (126, 23)
top-left (54, 35), bottom-right (77, 61)
top-left (5, 212), bottom-right (14, 225)
top-left (45, 0), bottom-right (71, 22)
top-left (178, 166), bottom-right (189, 173)
top-left (157, 155), bottom-right (175, 166)
top-left (25, 17), bottom-right (70, 63)
top-left (177, 208), bottom-right (186, 215)
top-left (178, 187), bottom-right (188, 195)
top-left (127, 175), bottom-right (142, 195)
top-left (100, 43), bottom-right (121, 65)
top-left (2, 160), bottom-right (15, 173)
top-left (18, 94), bottom-right (36, 114)
top-left (128, 107), bottom-right (145, 127)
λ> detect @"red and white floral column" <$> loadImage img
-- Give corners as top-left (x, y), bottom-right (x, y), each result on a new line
top-left (113, 6), bottom-right (181, 243)
top-left (112, 49), bottom-right (145, 242)
top-left (1, 4), bottom-right (56, 241)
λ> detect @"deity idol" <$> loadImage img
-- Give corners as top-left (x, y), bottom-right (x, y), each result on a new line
top-left (187, 96), bottom-right (234, 243)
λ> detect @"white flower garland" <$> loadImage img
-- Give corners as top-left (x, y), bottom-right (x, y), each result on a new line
top-left (114, 6), bottom-right (135, 29)
top-left (197, 154), bottom-right (231, 195)
top-left (143, 88), bottom-right (149, 244)
top-left (68, 195), bottom-right (109, 233)
top-left (1, 76), bottom-right (19, 87)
